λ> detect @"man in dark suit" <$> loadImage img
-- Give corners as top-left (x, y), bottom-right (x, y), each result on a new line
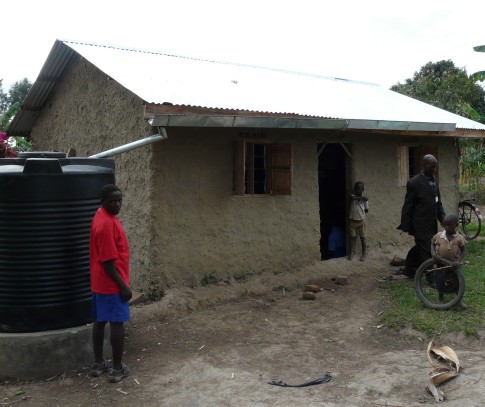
top-left (398, 154), bottom-right (446, 277)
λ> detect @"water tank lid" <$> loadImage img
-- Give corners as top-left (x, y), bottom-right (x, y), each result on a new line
top-left (19, 152), bottom-right (67, 159)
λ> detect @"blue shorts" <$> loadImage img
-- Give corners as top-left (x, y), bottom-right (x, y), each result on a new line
top-left (91, 292), bottom-right (130, 323)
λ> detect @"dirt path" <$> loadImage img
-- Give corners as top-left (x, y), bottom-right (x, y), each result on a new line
top-left (1, 246), bottom-right (484, 406)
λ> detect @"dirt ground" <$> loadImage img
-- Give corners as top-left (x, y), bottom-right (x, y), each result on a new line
top-left (1, 244), bottom-right (485, 407)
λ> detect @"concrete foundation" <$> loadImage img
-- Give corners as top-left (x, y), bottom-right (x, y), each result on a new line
top-left (0, 324), bottom-right (94, 380)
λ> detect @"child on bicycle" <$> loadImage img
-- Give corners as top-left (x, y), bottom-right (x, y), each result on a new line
top-left (430, 213), bottom-right (467, 306)
top-left (347, 181), bottom-right (369, 261)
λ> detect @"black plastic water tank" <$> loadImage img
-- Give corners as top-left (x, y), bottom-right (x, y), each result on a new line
top-left (0, 153), bottom-right (115, 332)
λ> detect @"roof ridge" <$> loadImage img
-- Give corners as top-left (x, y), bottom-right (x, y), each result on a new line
top-left (59, 39), bottom-right (380, 87)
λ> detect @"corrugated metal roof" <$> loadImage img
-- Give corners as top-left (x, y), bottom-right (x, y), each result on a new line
top-left (9, 40), bottom-right (485, 136)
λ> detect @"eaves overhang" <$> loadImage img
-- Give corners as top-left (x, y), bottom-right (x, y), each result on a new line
top-left (148, 114), bottom-right (456, 133)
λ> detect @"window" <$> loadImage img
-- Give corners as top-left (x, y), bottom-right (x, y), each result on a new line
top-left (233, 140), bottom-right (292, 195)
top-left (397, 145), bottom-right (439, 186)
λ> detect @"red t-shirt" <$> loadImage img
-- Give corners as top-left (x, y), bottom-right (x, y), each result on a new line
top-left (89, 207), bottom-right (130, 294)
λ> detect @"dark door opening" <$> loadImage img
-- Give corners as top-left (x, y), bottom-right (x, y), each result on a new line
top-left (318, 143), bottom-right (347, 260)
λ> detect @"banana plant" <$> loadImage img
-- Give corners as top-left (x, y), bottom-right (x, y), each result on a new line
top-left (456, 46), bottom-right (485, 191)
top-left (461, 102), bottom-right (485, 122)
top-left (0, 101), bottom-right (20, 130)
top-left (471, 45), bottom-right (485, 82)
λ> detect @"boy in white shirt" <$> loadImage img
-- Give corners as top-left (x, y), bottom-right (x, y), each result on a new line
top-left (347, 181), bottom-right (369, 261)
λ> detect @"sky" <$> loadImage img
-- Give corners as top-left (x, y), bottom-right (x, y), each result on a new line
top-left (1, 0), bottom-right (484, 91)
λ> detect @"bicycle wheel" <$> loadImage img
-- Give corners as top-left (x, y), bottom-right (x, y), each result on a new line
top-left (414, 258), bottom-right (465, 310)
top-left (459, 201), bottom-right (481, 240)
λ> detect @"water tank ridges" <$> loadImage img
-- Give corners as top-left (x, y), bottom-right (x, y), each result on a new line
top-left (0, 199), bottom-right (99, 307)
top-left (0, 155), bottom-right (115, 332)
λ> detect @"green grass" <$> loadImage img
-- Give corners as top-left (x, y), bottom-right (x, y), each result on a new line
top-left (380, 238), bottom-right (485, 338)
top-left (200, 271), bottom-right (220, 286)
top-left (233, 270), bottom-right (253, 282)
top-left (460, 221), bottom-right (483, 239)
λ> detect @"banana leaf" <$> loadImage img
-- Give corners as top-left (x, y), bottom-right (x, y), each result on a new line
top-left (471, 70), bottom-right (485, 82)
top-left (0, 101), bottom-right (20, 130)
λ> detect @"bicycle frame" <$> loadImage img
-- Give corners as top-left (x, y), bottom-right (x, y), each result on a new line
top-left (458, 199), bottom-right (482, 240)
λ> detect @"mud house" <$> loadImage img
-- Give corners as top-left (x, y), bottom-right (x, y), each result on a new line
top-left (9, 40), bottom-right (485, 296)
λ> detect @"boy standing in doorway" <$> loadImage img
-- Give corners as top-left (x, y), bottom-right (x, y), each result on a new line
top-left (347, 181), bottom-right (369, 261)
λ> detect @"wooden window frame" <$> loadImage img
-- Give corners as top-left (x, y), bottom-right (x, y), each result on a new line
top-left (397, 145), bottom-right (439, 186)
top-left (233, 140), bottom-right (292, 195)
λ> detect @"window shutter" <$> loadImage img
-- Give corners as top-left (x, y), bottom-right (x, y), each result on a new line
top-left (246, 142), bottom-right (255, 194)
top-left (268, 144), bottom-right (292, 195)
top-left (233, 140), bottom-right (245, 195)
top-left (397, 146), bottom-right (409, 187)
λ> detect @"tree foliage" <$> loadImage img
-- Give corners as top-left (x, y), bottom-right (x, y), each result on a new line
top-left (460, 47), bottom-right (485, 193)
top-left (0, 78), bottom-right (33, 156)
top-left (0, 78), bottom-right (32, 120)
top-left (391, 60), bottom-right (485, 194)
top-left (460, 138), bottom-right (485, 192)
top-left (0, 79), bottom-right (7, 113)
top-left (390, 60), bottom-right (485, 120)
top-left (471, 45), bottom-right (485, 82)
top-left (7, 78), bottom-right (31, 109)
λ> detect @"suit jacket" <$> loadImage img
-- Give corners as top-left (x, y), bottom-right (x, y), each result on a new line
top-left (398, 173), bottom-right (445, 240)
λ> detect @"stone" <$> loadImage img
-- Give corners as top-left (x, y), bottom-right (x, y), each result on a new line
top-left (335, 276), bottom-right (349, 285)
top-left (302, 291), bottom-right (317, 300)
top-left (304, 284), bottom-right (320, 293)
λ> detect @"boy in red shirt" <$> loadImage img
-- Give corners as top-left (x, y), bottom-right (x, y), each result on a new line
top-left (89, 184), bottom-right (132, 382)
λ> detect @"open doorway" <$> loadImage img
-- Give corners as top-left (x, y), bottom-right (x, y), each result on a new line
top-left (318, 143), bottom-right (348, 260)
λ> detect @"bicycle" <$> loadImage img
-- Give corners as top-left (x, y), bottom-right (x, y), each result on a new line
top-left (458, 199), bottom-right (482, 240)
top-left (414, 258), bottom-right (465, 310)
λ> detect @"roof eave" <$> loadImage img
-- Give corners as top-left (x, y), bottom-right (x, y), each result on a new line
top-left (148, 114), bottom-right (460, 134)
